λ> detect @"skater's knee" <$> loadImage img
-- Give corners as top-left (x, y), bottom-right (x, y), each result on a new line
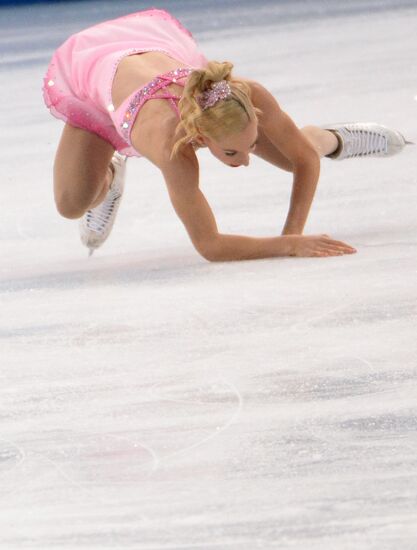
top-left (53, 175), bottom-right (100, 219)
top-left (54, 190), bottom-right (87, 219)
top-left (55, 198), bottom-right (85, 219)
top-left (53, 166), bottom-right (109, 219)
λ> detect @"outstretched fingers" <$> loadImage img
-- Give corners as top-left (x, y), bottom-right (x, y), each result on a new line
top-left (291, 234), bottom-right (357, 257)
top-left (317, 235), bottom-right (357, 256)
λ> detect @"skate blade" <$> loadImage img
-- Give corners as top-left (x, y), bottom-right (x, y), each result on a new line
top-left (88, 248), bottom-right (94, 257)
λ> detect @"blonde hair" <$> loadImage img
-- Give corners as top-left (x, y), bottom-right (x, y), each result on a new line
top-left (171, 61), bottom-right (259, 158)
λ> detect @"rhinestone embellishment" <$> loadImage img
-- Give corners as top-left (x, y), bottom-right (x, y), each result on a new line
top-left (120, 68), bottom-right (192, 142)
top-left (47, 80), bottom-right (55, 87)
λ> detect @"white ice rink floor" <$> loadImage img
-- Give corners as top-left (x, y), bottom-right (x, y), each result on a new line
top-left (1, 1), bottom-right (417, 548)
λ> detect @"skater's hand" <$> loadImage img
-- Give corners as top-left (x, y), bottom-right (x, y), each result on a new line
top-left (290, 234), bottom-right (357, 257)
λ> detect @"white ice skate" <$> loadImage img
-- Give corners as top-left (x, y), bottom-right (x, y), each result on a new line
top-left (324, 122), bottom-right (412, 160)
top-left (79, 152), bottom-right (127, 256)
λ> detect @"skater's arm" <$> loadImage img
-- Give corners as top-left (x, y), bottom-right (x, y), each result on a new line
top-left (282, 149), bottom-right (320, 235)
top-left (161, 150), bottom-right (219, 260)
top-left (250, 81), bottom-right (321, 235)
top-left (160, 150), bottom-right (355, 261)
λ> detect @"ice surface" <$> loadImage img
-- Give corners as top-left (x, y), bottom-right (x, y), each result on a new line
top-left (1, 1), bottom-right (417, 549)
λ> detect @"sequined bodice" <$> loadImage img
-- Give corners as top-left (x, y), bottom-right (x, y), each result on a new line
top-left (117, 67), bottom-right (193, 143)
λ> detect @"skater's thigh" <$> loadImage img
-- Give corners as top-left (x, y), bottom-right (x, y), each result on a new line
top-left (53, 124), bottom-right (114, 200)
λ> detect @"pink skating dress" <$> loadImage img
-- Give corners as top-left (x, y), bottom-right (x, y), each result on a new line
top-left (42, 9), bottom-right (208, 157)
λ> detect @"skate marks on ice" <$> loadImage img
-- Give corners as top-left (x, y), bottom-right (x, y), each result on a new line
top-left (0, 431), bottom-right (156, 512)
top-left (146, 378), bottom-right (243, 463)
top-left (2, 296), bottom-right (417, 546)
top-left (0, 377), bottom-right (242, 472)
top-left (0, 379), bottom-right (244, 546)
top-left (243, 353), bottom-right (417, 543)
top-left (0, 438), bottom-right (26, 476)
top-left (239, 287), bottom-right (417, 502)
top-left (1, 379), bottom-right (241, 487)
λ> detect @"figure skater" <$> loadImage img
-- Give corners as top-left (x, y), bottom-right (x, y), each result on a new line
top-left (43, 8), bottom-right (410, 260)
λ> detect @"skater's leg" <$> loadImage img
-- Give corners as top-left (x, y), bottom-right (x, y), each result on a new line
top-left (301, 123), bottom-right (409, 159)
top-left (53, 124), bottom-right (115, 219)
top-left (300, 126), bottom-right (339, 158)
top-left (253, 126), bottom-right (338, 169)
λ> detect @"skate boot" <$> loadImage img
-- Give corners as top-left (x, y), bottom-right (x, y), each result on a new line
top-left (324, 122), bottom-right (411, 160)
top-left (79, 152), bottom-right (127, 256)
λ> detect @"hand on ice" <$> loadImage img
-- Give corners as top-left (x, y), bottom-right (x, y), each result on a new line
top-left (290, 234), bottom-right (357, 257)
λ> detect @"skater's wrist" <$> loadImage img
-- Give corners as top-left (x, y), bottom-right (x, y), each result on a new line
top-left (282, 223), bottom-right (304, 235)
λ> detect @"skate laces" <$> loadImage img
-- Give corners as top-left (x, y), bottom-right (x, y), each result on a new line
top-left (85, 187), bottom-right (121, 233)
top-left (346, 126), bottom-right (388, 157)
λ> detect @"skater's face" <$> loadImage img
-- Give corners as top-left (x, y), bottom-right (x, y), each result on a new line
top-left (198, 119), bottom-right (258, 167)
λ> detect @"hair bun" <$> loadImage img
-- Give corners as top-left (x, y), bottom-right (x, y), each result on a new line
top-left (197, 61), bottom-right (234, 94)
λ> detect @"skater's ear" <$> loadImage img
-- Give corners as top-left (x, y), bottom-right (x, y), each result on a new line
top-left (194, 134), bottom-right (207, 146)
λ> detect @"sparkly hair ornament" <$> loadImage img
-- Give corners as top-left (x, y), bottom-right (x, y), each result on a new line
top-left (197, 80), bottom-right (232, 111)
